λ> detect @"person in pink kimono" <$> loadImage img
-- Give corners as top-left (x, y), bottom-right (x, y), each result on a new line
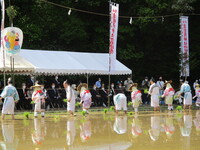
top-left (77, 83), bottom-right (92, 114)
top-left (162, 80), bottom-right (175, 111)
top-left (129, 83), bottom-right (142, 113)
top-left (193, 84), bottom-right (200, 107)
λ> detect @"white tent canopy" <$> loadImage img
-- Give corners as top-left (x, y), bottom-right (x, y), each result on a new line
top-left (1, 49), bottom-right (132, 75)
top-left (0, 51), bottom-right (34, 74)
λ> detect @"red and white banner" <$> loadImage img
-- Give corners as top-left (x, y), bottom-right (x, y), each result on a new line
top-left (180, 16), bottom-right (189, 77)
top-left (109, 3), bottom-right (119, 72)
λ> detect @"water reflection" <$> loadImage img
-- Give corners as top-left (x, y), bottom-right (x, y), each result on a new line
top-left (0, 121), bottom-right (18, 150)
top-left (180, 112), bottom-right (192, 137)
top-left (32, 118), bottom-right (46, 145)
top-left (80, 119), bottom-right (91, 142)
top-left (162, 112), bottom-right (175, 139)
top-left (193, 110), bottom-right (200, 135)
top-left (114, 116), bottom-right (127, 134)
top-left (0, 111), bottom-right (200, 149)
top-left (149, 115), bottom-right (161, 141)
top-left (131, 115), bottom-right (142, 138)
top-left (66, 118), bottom-right (76, 146)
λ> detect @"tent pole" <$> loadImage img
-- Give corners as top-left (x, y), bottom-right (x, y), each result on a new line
top-left (86, 74), bottom-right (89, 86)
top-left (12, 56), bottom-right (15, 85)
top-left (108, 74), bottom-right (111, 107)
top-left (3, 68), bottom-right (6, 86)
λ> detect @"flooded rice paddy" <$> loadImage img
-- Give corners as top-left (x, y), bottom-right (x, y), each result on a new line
top-left (0, 110), bottom-right (200, 150)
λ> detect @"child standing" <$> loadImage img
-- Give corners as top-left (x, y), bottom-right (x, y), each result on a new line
top-left (162, 80), bottom-right (175, 111)
top-left (129, 83), bottom-right (142, 113)
top-left (32, 83), bottom-right (45, 118)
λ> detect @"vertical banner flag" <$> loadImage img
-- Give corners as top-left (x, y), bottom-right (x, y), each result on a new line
top-left (109, 3), bottom-right (119, 72)
top-left (180, 16), bottom-right (189, 77)
top-left (1, 27), bottom-right (23, 54)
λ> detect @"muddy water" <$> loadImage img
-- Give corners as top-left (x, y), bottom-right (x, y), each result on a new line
top-left (0, 110), bottom-right (200, 150)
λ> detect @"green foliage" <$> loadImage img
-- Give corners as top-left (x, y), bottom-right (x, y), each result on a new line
top-left (63, 99), bottom-right (68, 103)
top-left (75, 102), bottom-right (81, 107)
top-left (80, 111), bottom-right (87, 116)
top-left (6, 6), bottom-right (17, 21)
top-left (23, 112), bottom-right (30, 119)
top-left (30, 101), bottom-right (35, 104)
top-left (103, 108), bottom-right (108, 114)
top-left (128, 112), bottom-right (134, 116)
top-left (176, 106), bottom-right (183, 111)
top-left (128, 102), bottom-right (133, 106)
top-left (109, 106), bottom-right (115, 111)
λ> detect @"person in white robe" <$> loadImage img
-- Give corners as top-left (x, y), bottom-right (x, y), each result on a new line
top-left (77, 83), bottom-right (92, 114)
top-left (113, 93), bottom-right (127, 114)
top-left (31, 83), bottom-right (45, 118)
top-left (0, 80), bottom-right (19, 120)
top-left (129, 83), bottom-right (142, 113)
top-left (162, 80), bottom-right (175, 110)
top-left (148, 78), bottom-right (160, 111)
top-left (178, 81), bottom-right (192, 110)
top-left (63, 80), bottom-right (76, 116)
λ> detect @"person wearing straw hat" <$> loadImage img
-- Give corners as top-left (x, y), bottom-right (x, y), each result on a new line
top-left (77, 83), bottom-right (92, 114)
top-left (129, 83), bottom-right (142, 113)
top-left (148, 78), bottom-right (160, 111)
top-left (193, 84), bottom-right (200, 107)
top-left (162, 80), bottom-right (175, 111)
top-left (0, 78), bottom-right (19, 120)
top-left (31, 83), bottom-right (46, 118)
top-left (178, 81), bottom-right (192, 110)
top-left (63, 80), bottom-right (76, 116)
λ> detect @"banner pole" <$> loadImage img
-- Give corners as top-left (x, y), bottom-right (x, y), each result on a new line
top-left (1, 0), bottom-right (6, 86)
top-left (108, 0), bottom-right (112, 108)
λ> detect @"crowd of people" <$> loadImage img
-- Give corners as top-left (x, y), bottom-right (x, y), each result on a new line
top-left (0, 75), bottom-right (200, 119)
